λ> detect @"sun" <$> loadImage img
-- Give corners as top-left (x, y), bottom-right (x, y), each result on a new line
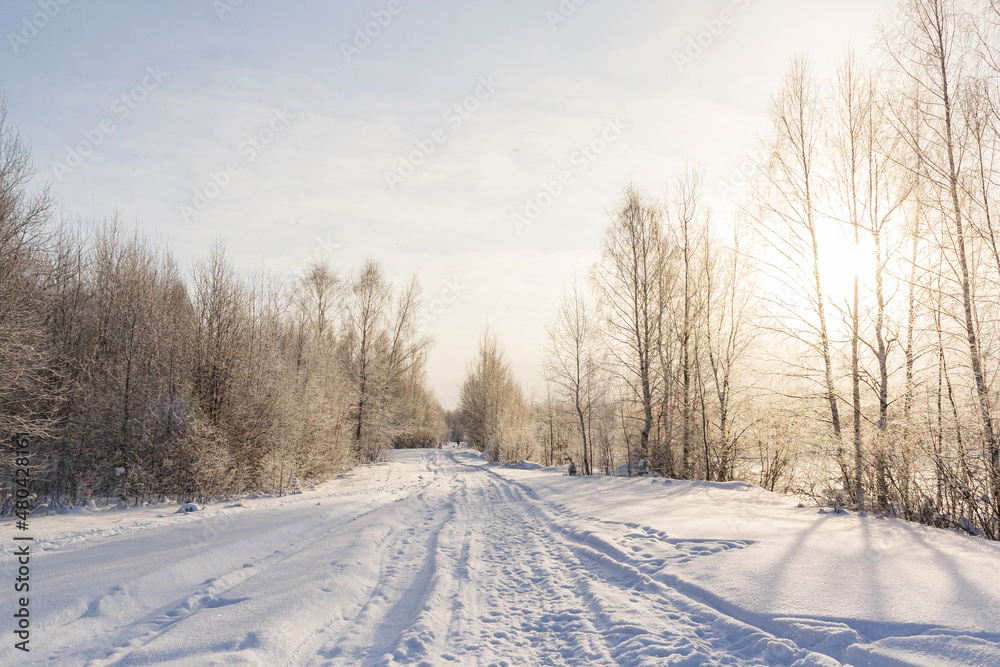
top-left (816, 218), bottom-right (878, 313)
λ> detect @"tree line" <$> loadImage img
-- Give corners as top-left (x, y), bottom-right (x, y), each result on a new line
top-left (0, 97), bottom-right (446, 509)
top-left (457, 0), bottom-right (1000, 540)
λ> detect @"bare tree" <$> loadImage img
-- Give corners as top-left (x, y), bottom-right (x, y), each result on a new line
top-left (829, 51), bottom-right (907, 507)
top-left (700, 217), bottom-right (757, 482)
top-left (344, 259), bottom-right (392, 461)
top-left (458, 326), bottom-right (530, 462)
top-left (544, 279), bottom-right (605, 475)
top-left (0, 93), bottom-right (55, 445)
top-left (668, 167), bottom-right (706, 478)
top-left (829, 50), bottom-right (869, 504)
top-left (591, 185), bottom-right (665, 468)
top-left (886, 0), bottom-right (1000, 533)
top-left (750, 55), bottom-right (844, 466)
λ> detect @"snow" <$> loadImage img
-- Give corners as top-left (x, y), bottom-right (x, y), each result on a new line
top-left (2, 448), bottom-right (998, 665)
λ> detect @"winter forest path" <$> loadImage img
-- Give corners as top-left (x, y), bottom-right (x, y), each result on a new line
top-left (3, 448), bottom-right (998, 666)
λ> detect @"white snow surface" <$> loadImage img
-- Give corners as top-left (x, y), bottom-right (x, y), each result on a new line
top-left (2, 447), bottom-right (998, 666)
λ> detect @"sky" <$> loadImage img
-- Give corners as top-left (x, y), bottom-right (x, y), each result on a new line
top-left (0, 0), bottom-right (898, 409)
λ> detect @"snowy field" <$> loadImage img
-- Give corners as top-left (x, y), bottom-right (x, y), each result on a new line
top-left (2, 447), bottom-right (999, 666)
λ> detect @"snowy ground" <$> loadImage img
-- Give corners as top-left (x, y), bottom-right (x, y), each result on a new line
top-left (2, 447), bottom-right (999, 666)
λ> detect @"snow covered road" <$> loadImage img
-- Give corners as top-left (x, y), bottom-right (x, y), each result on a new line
top-left (3, 448), bottom-right (999, 666)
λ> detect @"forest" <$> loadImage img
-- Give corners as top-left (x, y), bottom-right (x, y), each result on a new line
top-left (2, 0), bottom-right (1000, 544)
top-left (0, 99), bottom-right (447, 505)
top-left (456, 0), bottom-right (1000, 541)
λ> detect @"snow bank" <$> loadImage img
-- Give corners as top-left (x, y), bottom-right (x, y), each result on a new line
top-left (503, 460), bottom-right (544, 470)
top-left (489, 462), bottom-right (1000, 659)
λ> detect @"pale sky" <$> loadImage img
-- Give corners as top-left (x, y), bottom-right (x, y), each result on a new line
top-left (1, 0), bottom-right (896, 409)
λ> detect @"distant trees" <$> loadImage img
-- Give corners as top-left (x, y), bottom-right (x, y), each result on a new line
top-left (491, 171), bottom-right (754, 482)
top-left (458, 327), bottom-right (536, 462)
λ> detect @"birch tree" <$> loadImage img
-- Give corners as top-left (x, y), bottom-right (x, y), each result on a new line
top-left (592, 186), bottom-right (665, 468)
top-left (887, 0), bottom-right (1000, 534)
top-left (751, 56), bottom-right (844, 464)
top-left (544, 280), bottom-right (605, 475)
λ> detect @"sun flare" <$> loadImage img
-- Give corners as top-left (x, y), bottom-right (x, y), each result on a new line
top-left (816, 220), bottom-right (878, 310)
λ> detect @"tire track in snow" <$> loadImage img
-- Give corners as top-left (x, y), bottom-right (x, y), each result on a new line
top-left (292, 450), bottom-right (617, 665)
top-left (492, 468), bottom-right (858, 664)
top-left (369, 461), bottom-right (480, 665)
top-left (445, 452), bottom-right (840, 666)
top-left (466, 469), bottom-right (620, 665)
top-left (311, 481), bottom-right (456, 665)
top-left (280, 451), bottom-right (461, 666)
top-left (38, 468), bottom-right (442, 666)
top-left (295, 451), bottom-right (483, 666)
top-left (287, 449), bottom-right (837, 665)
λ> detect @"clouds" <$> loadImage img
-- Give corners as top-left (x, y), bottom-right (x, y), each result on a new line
top-left (0, 0), bottom-right (896, 407)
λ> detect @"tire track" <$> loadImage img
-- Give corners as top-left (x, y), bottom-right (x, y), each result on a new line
top-left (447, 453), bottom-right (840, 666)
top-left (57, 473), bottom-right (441, 666)
top-left (285, 450), bottom-right (461, 666)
